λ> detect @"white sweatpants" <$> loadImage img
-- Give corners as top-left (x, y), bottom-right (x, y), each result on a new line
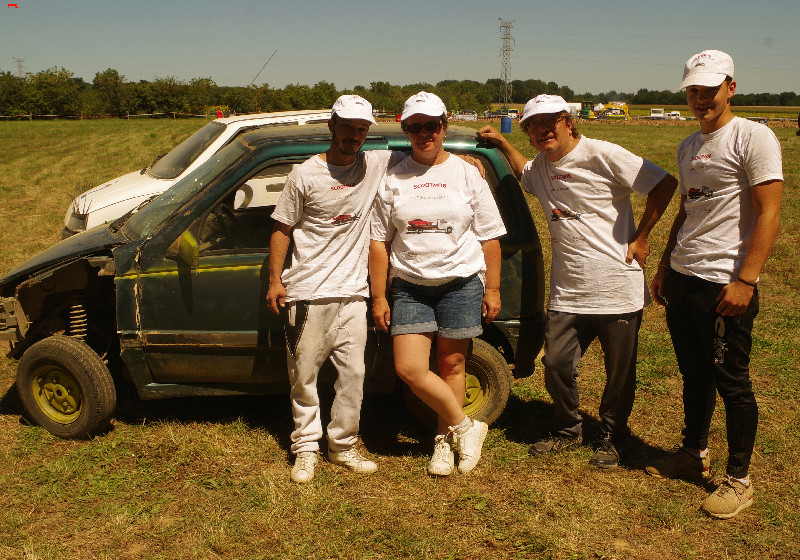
top-left (286, 297), bottom-right (368, 454)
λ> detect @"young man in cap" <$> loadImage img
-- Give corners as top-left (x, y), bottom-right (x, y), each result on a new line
top-left (268, 95), bottom-right (396, 483)
top-left (646, 50), bottom-right (783, 519)
top-left (477, 95), bottom-right (677, 468)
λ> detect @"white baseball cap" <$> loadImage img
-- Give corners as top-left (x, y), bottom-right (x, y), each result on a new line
top-left (680, 50), bottom-right (734, 90)
top-left (519, 94), bottom-right (571, 124)
top-left (401, 91), bottom-right (447, 121)
top-left (331, 95), bottom-right (376, 125)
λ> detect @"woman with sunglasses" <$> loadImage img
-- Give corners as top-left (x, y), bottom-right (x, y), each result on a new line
top-left (369, 92), bottom-right (506, 476)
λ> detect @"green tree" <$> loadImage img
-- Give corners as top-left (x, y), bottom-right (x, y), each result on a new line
top-left (185, 77), bottom-right (217, 115)
top-left (251, 83), bottom-right (289, 112)
top-left (310, 81), bottom-right (339, 109)
top-left (220, 86), bottom-right (258, 114)
top-left (150, 76), bottom-right (188, 113)
top-left (28, 67), bottom-right (80, 115)
top-left (92, 68), bottom-right (127, 116)
top-left (0, 70), bottom-right (30, 115)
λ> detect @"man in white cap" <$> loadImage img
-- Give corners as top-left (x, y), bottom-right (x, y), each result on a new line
top-left (646, 50), bottom-right (783, 519)
top-left (477, 95), bottom-right (677, 469)
top-left (268, 95), bottom-right (394, 483)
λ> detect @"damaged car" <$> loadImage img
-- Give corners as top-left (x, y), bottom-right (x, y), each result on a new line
top-left (1, 123), bottom-right (546, 438)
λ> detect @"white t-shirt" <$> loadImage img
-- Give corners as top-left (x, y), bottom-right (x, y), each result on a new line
top-left (521, 136), bottom-right (668, 314)
top-left (370, 153), bottom-right (506, 286)
top-left (672, 117), bottom-right (783, 284)
top-left (271, 150), bottom-right (402, 301)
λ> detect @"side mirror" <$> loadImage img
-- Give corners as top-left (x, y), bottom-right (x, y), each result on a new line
top-left (166, 231), bottom-right (199, 268)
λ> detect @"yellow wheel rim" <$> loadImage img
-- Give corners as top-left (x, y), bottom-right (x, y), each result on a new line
top-left (462, 370), bottom-right (487, 416)
top-left (31, 364), bottom-right (82, 424)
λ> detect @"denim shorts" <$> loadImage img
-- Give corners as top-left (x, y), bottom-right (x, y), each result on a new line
top-left (390, 274), bottom-right (484, 339)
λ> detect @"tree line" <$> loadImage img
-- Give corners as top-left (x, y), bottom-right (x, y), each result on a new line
top-left (1, 67), bottom-right (798, 118)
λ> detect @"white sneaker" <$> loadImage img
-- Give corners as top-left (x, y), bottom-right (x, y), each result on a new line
top-left (452, 419), bottom-right (488, 474)
top-left (291, 451), bottom-right (318, 483)
top-left (328, 447), bottom-right (378, 474)
top-left (427, 435), bottom-right (455, 476)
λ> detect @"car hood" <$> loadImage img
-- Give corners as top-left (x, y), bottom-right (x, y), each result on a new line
top-left (1, 225), bottom-right (128, 287)
top-left (74, 170), bottom-right (171, 215)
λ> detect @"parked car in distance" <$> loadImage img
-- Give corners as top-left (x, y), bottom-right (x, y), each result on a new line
top-left (1, 123), bottom-right (547, 439)
top-left (649, 108), bottom-right (665, 119)
top-left (61, 110), bottom-right (332, 239)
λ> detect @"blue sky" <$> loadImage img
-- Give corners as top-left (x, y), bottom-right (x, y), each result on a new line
top-left (1, 0), bottom-right (798, 96)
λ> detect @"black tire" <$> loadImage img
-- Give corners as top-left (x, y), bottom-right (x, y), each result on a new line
top-left (403, 338), bottom-right (512, 429)
top-left (16, 335), bottom-right (117, 439)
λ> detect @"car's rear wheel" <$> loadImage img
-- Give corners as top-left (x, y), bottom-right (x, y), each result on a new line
top-left (17, 335), bottom-right (116, 439)
top-left (402, 338), bottom-right (512, 429)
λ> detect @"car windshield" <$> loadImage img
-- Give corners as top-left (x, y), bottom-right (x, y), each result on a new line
top-left (148, 121), bottom-right (227, 179)
top-left (123, 139), bottom-right (251, 240)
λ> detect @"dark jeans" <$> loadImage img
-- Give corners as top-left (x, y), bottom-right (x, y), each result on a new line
top-left (664, 270), bottom-right (759, 478)
top-left (542, 309), bottom-right (643, 441)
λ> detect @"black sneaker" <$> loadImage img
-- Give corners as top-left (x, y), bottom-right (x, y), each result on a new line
top-left (531, 434), bottom-right (582, 456)
top-left (590, 433), bottom-right (619, 469)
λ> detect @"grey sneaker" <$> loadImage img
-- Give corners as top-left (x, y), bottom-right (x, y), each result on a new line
top-left (531, 434), bottom-right (582, 456)
top-left (590, 432), bottom-right (619, 469)
top-left (702, 476), bottom-right (754, 519)
top-left (645, 446), bottom-right (710, 480)
top-left (427, 435), bottom-right (455, 476)
top-left (452, 419), bottom-right (488, 474)
top-left (290, 451), bottom-right (318, 483)
top-left (328, 447), bottom-right (378, 474)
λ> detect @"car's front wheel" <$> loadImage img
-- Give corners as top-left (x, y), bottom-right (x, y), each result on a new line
top-left (17, 335), bottom-right (117, 439)
top-left (402, 338), bottom-right (512, 428)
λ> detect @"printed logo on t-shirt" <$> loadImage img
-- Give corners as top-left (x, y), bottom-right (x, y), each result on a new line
top-left (689, 153), bottom-right (712, 172)
top-left (550, 173), bottom-right (572, 181)
top-left (331, 183), bottom-right (356, 191)
top-left (406, 218), bottom-right (454, 234)
top-left (687, 186), bottom-right (713, 199)
top-left (551, 208), bottom-right (581, 221)
top-left (331, 213), bottom-right (360, 226)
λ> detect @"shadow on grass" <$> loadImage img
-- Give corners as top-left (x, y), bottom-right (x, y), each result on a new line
top-left (0, 381), bottom-right (22, 415)
top-left (110, 382), bottom-right (429, 459)
top-left (0, 374), bottom-right (699, 485)
top-left (496, 390), bottom-right (693, 479)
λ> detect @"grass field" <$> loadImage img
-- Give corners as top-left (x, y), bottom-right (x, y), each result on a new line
top-left (0, 118), bottom-right (798, 560)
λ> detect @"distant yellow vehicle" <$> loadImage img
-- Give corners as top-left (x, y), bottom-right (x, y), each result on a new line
top-left (601, 102), bottom-right (631, 120)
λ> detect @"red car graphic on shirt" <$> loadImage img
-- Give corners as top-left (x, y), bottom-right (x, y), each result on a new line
top-left (551, 208), bottom-right (581, 221)
top-left (332, 213), bottom-right (360, 225)
top-left (406, 218), bottom-right (453, 234)
top-left (687, 186), bottom-right (713, 199)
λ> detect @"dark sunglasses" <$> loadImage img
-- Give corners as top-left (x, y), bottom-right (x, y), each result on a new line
top-left (406, 120), bottom-right (442, 134)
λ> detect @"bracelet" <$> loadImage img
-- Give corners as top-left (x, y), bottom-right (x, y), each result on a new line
top-left (737, 277), bottom-right (757, 288)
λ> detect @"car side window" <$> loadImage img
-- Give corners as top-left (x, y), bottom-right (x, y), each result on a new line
top-left (197, 161), bottom-right (302, 254)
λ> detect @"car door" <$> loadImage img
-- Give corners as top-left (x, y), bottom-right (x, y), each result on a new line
top-left (134, 160), bottom-right (303, 387)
